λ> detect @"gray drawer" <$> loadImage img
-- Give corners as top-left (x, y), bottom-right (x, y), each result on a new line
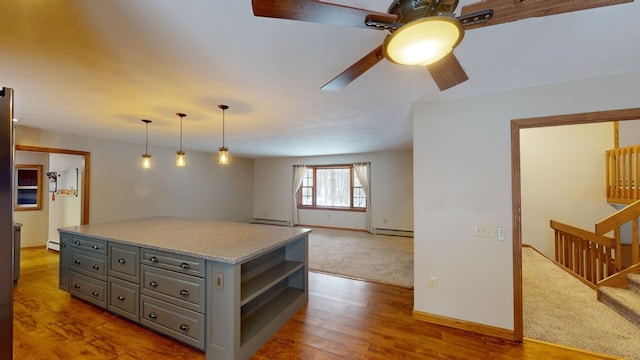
top-left (109, 243), bottom-right (140, 283)
top-left (70, 236), bottom-right (107, 255)
top-left (141, 248), bottom-right (203, 277)
top-left (140, 295), bottom-right (205, 351)
top-left (70, 271), bottom-right (107, 308)
top-left (109, 277), bottom-right (139, 322)
top-left (141, 265), bottom-right (205, 313)
top-left (71, 248), bottom-right (107, 280)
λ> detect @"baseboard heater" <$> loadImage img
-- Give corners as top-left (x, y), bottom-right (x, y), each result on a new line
top-left (251, 218), bottom-right (290, 227)
top-left (46, 240), bottom-right (60, 251)
top-left (374, 228), bottom-right (414, 237)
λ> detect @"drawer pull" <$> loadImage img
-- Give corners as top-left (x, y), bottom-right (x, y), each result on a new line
top-left (62, 243), bottom-right (67, 248)
top-left (73, 283), bottom-right (81, 289)
top-left (180, 262), bottom-right (190, 270)
top-left (74, 259), bottom-right (81, 264)
top-left (149, 256), bottom-right (159, 263)
top-left (92, 265), bottom-right (100, 270)
top-left (149, 281), bottom-right (158, 288)
top-left (179, 289), bottom-right (189, 297)
top-left (179, 324), bottom-right (189, 332)
top-left (118, 258), bottom-right (126, 264)
top-left (117, 295), bottom-right (126, 301)
top-left (73, 240), bottom-right (80, 245)
top-left (149, 312), bottom-right (158, 320)
top-left (92, 291), bottom-right (99, 296)
top-left (92, 244), bottom-right (100, 250)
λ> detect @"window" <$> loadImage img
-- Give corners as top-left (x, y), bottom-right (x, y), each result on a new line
top-left (297, 165), bottom-right (366, 211)
top-left (15, 164), bottom-right (43, 211)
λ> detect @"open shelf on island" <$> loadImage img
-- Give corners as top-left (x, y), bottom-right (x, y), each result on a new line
top-left (240, 286), bottom-right (305, 345)
top-left (240, 261), bottom-right (304, 306)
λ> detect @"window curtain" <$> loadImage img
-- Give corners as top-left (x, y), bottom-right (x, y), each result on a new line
top-left (291, 165), bottom-right (307, 226)
top-left (353, 162), bottom-right (372, 233)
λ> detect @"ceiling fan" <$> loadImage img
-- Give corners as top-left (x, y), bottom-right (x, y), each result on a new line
top-left (252, 0), bottom-right (633, 91)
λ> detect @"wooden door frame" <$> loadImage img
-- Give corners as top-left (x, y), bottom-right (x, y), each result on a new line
top-left (15, 145), bottom-right (90, 225)
top-left (511, 108), bottom-right (640, 341)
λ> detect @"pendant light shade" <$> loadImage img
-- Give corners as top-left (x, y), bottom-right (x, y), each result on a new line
top-left (218, 104), bottom-right (229, 165)
top-left (176, 112), bottom-right (187, 167)
top-left (382, 15), bottom-right (464, 66)
top-left (141, 119), bottom-right (152, 169)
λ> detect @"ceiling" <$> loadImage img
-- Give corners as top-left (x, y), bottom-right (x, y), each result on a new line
top-left (2, 0), bottom-right (639, 158)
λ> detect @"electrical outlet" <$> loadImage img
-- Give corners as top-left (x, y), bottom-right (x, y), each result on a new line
top-left (428, 276), bottom-right (437, 288)
top-left (473, 225), bottom-right (494, 238)
top-left (215, 273), bottom-right (224, 290)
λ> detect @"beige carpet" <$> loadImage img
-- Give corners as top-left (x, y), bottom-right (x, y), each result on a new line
top-left (523, 246), bottom-right (640, 360)
top-left (308, 227), bottom-right (413, 288)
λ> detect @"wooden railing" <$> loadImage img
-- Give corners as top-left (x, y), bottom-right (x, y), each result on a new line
top-left (551, 220), bottom-right (618, 286)
top-left (596, 198), bottom-right (640, 265)
top-left (606, 145), bottom-right (640, 204)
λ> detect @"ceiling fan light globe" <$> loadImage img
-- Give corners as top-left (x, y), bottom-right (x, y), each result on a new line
top-left (383, 16), bottom-right (464, 66)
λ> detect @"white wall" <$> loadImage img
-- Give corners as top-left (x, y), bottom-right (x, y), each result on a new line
top-left (521, 123), bottom-right (616, 258)
top-left (15, 126), bottom-right (254, 225)
top-left (413, 71), bottom-right (640, 331)
top-left (253, 150), bottom-right (413, 231)
top-left (14, 151), bottom-right (49, 247)
top-left (618, 120), bottom-right (640, 147)
top-left (47, 153), bottom-right (84, 243)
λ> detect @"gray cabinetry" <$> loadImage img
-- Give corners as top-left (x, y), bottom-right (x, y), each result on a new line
top-left (140, 249), bottom-right (206, 350)
top-left (69, 236), bottom-right (107, 308)
top-left (108, 243), bottom-right (140, 322)
top-left (59, 218), bottom-right (310, 360)
top-left (207, 234), bottom-right (308, 360)
top-left (59, 233), bottom-right (70, 291)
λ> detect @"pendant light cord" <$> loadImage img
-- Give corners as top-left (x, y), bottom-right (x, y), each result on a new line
top-left (145, 124), bottom-right (149, 154)
top-left (222, 108), bottom-right (225, 148)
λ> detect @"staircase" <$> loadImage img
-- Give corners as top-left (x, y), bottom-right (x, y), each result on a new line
top-left (549, 144), bottom-right (640, 328)
top-left (599, 273), bottom-right (640, 328)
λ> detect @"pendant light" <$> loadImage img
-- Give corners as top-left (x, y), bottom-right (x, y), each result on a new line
top-left (176, 112), bottom-right (187, 167)
top-left (218, 104), bottom-right (229, 165)
top-left (141, 119), bottom-right (152, 169)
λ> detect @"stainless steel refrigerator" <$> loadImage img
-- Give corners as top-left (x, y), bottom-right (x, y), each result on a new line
top-left (0, 87), bottom-right (14, 358)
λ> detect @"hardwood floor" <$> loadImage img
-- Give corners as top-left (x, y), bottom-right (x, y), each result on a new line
top-left (13, 248), bottom-right (619, 359)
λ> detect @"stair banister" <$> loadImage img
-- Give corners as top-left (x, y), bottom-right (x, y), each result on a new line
top-left (595, 198), bottom-right (640, 266)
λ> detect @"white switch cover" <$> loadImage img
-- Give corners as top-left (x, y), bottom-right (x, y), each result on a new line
top-left (428, 276), bottom-right (437, 288)
top-left (473, 225), bottom-right (494, 238)
top-left (497, 227), bottom-right (505, 241)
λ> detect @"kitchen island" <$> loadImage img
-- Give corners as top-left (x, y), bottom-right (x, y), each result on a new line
top-left (58, 217), bottom-right (310, 360)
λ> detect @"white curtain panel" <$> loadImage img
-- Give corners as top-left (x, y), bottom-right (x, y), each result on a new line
top-left (291, 165), bottom-right (307, 226)
top-left (353, 162), bottom-right (372, 233)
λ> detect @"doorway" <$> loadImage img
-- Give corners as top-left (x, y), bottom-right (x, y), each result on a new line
top-left (511, 107), bottom-right (640, 341)
top-left (15, 145), bottom-right (90, 226)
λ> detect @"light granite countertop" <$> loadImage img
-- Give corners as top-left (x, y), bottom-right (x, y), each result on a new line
top-left (58, 217), bottom-right (311, 264)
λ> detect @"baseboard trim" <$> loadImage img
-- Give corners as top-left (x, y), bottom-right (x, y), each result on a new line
top-left (297, 224), bottom-right (368, 233)
top-left (523, 338), bottom-right (626, 359)
top-left (251, 218), bottom-right (290, 227)
top-left (412, 310), bottom-right (515, 341)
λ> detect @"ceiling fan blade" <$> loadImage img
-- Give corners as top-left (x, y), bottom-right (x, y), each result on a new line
top-left (252, 0), bottom-right (397, 29)
top-left (426, 53), bottom-right (469, 91)
top-left (461, 0), bottom-right (633, 29)
top-left (321, 45), bottom-right (385, 91)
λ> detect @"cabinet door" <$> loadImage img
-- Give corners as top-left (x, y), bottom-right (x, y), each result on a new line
top-left (109, 277), bottom-right (139, 322)
top-left (109, 243), bottom-right (140, 283)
